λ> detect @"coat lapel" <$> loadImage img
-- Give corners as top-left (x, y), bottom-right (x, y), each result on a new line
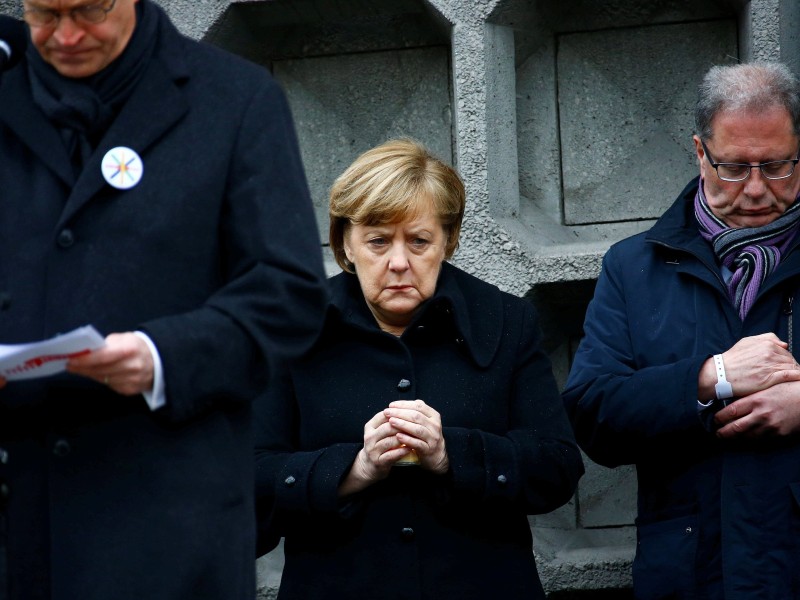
top-left (0, 66), bottom-right (75, 187)
top-left (645, 177), bottom-right (727, 291)
top-left (57, 55), bottom-right (189, 229)
top-left (434, 262), bottom-right (503, 368)
top-left (328, 263), bottom-right (504, 368)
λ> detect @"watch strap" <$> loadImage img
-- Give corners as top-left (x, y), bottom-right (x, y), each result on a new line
top-left (713, 354), bottom-right (733, 400)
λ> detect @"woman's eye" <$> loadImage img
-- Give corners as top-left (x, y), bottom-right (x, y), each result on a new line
top-left (368, 238), bottom-right (387, 247)
top-left (411, 238), bottom-right (430, 247)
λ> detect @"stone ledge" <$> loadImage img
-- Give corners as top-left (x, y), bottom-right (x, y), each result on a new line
top-left (534, 526), bottom-right (635, 593)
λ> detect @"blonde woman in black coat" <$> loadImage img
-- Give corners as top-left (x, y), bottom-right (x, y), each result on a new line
top-left (255, 138), bottom-right (584, 600)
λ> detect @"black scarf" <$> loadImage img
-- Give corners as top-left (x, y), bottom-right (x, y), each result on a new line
top-left (26, 0), bottom-right (159, 175)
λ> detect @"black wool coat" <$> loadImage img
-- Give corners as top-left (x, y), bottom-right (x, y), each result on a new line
top-left (255, 262), bottom-right (584, 600)
top-left (0, 4), bottom-right (328, 599)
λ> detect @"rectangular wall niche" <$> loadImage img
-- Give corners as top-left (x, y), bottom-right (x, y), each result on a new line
top-left (557, 20), bottom-right (737, 226)
top-left (274, 47), bottom-right (452, 242)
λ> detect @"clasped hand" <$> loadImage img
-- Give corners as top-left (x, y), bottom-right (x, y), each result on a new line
top-left (340, 399), bottom-right (449, 497)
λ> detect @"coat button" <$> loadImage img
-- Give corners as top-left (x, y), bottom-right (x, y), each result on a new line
top-left (284, 476), bottom-right (296, 487)
top-left (57, 229), bottom-right (75, 248)
top-left (497, 474), bottom-right (507, 485)
top-left (0, 483), bottom-right (8, 500)
top-left (397, 379), bottom-right (411, 392)
top-left (0, 448), bottom-right (8, 464)
top-left (401, 527), bottom-right (415, 541)
top-left (0, 293), bottom-right (9, 311)
top-left (53, 439), bottom-right (71, 457)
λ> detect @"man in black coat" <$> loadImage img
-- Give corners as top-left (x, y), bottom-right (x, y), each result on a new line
top-left (0, 1), bottom-right (328, 598)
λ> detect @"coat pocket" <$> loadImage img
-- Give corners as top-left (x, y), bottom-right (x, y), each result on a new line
top-left (633, 514), bottom-right (698, 599)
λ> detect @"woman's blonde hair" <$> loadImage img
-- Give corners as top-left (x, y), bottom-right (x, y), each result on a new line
top-left (329, 138), bottom-right (466, 273)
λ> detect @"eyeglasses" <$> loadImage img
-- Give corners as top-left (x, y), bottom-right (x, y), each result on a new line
top-left (23, 0), bottom-right (117, 28)
top-left (700, 139), bottom-right (800, 182)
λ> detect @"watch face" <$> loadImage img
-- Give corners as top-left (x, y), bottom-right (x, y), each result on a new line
top-left (715, 380), bottom-right (733, 400)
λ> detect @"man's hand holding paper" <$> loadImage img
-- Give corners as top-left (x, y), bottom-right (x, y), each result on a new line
top-left (66, 332), bottom-right (155, 396)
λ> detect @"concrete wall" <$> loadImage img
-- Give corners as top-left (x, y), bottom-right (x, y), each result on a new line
top-left (4, 0), bottom-right (798, 596)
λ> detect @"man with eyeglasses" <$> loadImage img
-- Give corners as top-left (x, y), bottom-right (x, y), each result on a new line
top-left (0, 1), bottom-right (328, 599)
top-left (563, 61), bottom-right (800, 599)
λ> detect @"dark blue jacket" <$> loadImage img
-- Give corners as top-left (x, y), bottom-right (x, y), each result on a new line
top-left (563, 177), bottom-right (800, 599)
top-left (255, 262), bottom-right (584, 600)
top-left (0, 4), bottom-right (327, 599)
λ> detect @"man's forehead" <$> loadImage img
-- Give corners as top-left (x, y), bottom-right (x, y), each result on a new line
top-left (711, 107), bottom-right (794, 136)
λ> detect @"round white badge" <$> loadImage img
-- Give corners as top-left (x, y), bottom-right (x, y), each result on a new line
top-left (101, 146), bottom-right (144, 190)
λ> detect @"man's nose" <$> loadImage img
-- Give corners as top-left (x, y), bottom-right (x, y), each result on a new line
top-left (743, 166), bottom-right (768, 197)
top-left (53, 15), bottom-right (84, 46)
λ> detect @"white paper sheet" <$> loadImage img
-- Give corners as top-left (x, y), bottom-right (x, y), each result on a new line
top-left (0, 325), bottom-right (106, 380)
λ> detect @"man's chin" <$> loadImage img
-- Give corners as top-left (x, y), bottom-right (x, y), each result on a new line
top-left (47, 56), bottom-right (102, 79)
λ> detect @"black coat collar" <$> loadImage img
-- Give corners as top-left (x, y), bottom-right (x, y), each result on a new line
top-left (645, 177), bottom-right (709, 253)
top-left (327, 261), bottom-right (504, 368)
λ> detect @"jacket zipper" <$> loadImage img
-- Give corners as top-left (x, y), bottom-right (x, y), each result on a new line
top-left (783, 293), bottom-right (794, 355)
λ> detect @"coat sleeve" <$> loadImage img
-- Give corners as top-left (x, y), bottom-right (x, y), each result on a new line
top-left (562, 246), bottom-right (709, 468)
top-left (140, 77), bottom-right (329, 423)
top-left (253, 357), bottom-right (362, 556)
top-left (442, 300), bottom-right (585, 515)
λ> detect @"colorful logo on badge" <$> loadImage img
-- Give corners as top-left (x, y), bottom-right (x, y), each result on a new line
top-left (101, 147), bottom-right (143, 190)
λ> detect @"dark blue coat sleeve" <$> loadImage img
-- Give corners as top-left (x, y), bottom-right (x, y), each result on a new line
top-left (253, 357), bottom-right (362, 556)
top-left (562, 245), bottom-right (708, 468)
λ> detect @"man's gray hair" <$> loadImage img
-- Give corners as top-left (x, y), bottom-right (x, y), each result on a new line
top-left (695, 62), bottom-right (800, 140)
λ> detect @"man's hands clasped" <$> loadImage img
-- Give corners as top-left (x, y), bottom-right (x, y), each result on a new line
top-left (703, 333), bottom-right (800, 438)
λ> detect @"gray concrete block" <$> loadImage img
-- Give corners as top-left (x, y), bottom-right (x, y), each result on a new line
top-left (486, 22), bottom-right (521, 218)
top-left (557, 20), bottom-right (738, 225)
top-left (256, 546), bottom-right (284, 600)
top-left (578, 460), bottom-right (637, 528)
top-left (534, 525), bottom-right (635, 593)
top-left (274, 46), bottom-right (453, 241)
top-left (780, 0), bottom-right (800, 76)
top-left (205, 0), bottom-right (448, 64)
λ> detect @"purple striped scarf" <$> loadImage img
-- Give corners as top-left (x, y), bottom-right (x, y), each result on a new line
top-left (694, 180), bottom-right (800, 320)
